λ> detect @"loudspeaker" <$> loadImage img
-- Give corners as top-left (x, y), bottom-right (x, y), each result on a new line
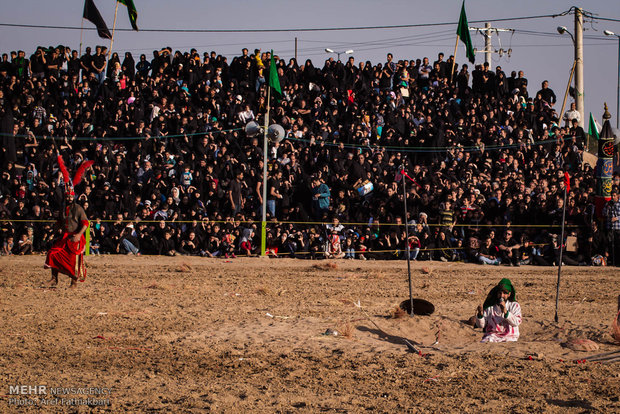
top-left (267, 124), bottom-right (285, 143)
top-left (244, 121), bottom-right (262, 137)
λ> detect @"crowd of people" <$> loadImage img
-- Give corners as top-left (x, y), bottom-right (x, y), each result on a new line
top-left (0, 44), bottom-right (619, 265)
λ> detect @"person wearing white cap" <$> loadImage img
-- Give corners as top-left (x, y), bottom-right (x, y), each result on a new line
top-left (418, 212), bottom-right (430, 233)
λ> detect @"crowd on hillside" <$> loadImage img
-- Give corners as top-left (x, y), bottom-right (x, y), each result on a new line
top-left (0, 44), bottom-right (618, 265)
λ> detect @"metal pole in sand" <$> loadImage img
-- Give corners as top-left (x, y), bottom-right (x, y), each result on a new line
top-left (401, 167), bottom-right (414, 316)
top-left (554, 182), bottom-right (568, 323)
top-left (260, 78), bottom-right (271, 256)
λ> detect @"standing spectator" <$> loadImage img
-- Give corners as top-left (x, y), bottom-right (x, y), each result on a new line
top-left (80, 46), bottom-right (92, 79)
top-left (385, 53), bottom-right (397, 89)
top-left (136, 54), bottom-right (151, 79)
top-left (29, 47), bottom-right (46, 79)
top-left (228, 170), bottom-right (244, 215)
top-left (536, 80), bottom-right (556, 107)
top-left (311, 176), bottom-right (331, 219)
top-left (563, 102), bottom-right (580, 127)
top-left (418, 57), bottom-right (432, 88)
top-left (91, 45), bottom-right (106, 84)
top-left (122, 52), bottom-right (135, 80)
top-left (267, 169), bottom-right (283, 218)
top-left (13, 50), bottom-right (29, 78)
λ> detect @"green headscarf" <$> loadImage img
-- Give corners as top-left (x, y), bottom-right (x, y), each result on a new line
top-left (483, 278), bottom-right (516, 309)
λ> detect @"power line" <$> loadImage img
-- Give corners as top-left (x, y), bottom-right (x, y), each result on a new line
top-left (590, 16), bottom-right (620, 23)
top-left (3, 130), bottom-right (580, 154)
top-left (0, 14), bottom-right (561, 33)
top-left (513, 29), bottom-right (611, 41)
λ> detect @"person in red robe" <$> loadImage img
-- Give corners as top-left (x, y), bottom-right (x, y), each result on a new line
top-left (44, 155), bottom-right (92, 288)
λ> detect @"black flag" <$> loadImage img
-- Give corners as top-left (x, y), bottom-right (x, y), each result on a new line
top-left (83, 0), bottom-right (112, 39)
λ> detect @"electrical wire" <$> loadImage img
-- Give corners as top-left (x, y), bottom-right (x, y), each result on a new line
top-left (0, 13), bottom-right (561, 33)
top-left (513, 29), bottom-right (611, 41)
top-left (3, 129), bottom-right (578, 154)
top-left (589, 16), bottom-right (620, 23)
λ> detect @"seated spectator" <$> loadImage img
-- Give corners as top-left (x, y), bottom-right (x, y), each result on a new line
top-left (434, 230), bottom-right (454, 262)
top-left (343, 236), bottom-right (356, 259)
top-left (497, 230), bottom-right (521, 266)
top-left (326, 230), bottom-right (344, 259)
top-left (158, 230), bottom-right (177, 256)
top-left (178, 231), bottom-right (200, 256)
top-left (307, 228), bottom-right (324, 260)
top-left (477, 236), bottom-right (501, 265)
top-left (202, 231), bottom-right (221, 258)
top-left (408, 234), bottom-right (420, 260)
top-left (239, 225), bottom-right (256, 256)
top-left (16, 227), bottom-right (34, 255)
top-left (2, 235), bottom-right (14, 255)
top-left (119, 224), bottom-right (140, 255)
top-left (220, 232), bottom-right (236, 259)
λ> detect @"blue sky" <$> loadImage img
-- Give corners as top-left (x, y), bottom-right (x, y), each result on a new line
top-left (1, 0), bottom-right (620, 123)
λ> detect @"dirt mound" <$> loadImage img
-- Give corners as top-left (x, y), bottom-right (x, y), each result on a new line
top-left (311, 262), bottom-right (338, 271)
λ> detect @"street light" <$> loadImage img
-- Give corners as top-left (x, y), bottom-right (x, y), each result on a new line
top-left (324, 48), bottom-right (354, 62)
top-left (557, 26), bottom-right (575, 43)
top-left (604, 29), bottom-right (620, 129)
top-left (557, 23), bottom-right (585, 129)
top-left (556, 26), bottom-right (578, 131)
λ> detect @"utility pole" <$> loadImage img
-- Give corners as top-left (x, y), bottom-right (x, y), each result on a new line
top-left (484, 22), bottom-right (492, 65)
top-left (469, 23), bottom-right (513, 66)
top-left (575, 7), bottom-right (585, 128)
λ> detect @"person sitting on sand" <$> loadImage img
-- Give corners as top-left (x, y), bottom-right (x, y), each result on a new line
top-left (475, 278), bottom-right (522, 342)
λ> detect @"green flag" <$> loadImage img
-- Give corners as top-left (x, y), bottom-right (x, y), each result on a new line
top-left (269, 50), bottom-right (282, 99)
top-left (588, 112), bottom-right (599, 140)
top-left (118, 0), bottom-right (138, 31)
top-left (456, 1), bottom-right (475, 64)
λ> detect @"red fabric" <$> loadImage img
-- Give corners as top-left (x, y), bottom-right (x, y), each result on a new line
top-left (347, 89), bottom-right (355, 105)
top-left (45, 232), bottom-right (87, 280)
top-left (564, 172), bottom-right (570, 192)
top-left (403, 172), bottom-right (422, 189)
top-left (73, 160), bottom-right (94, 185)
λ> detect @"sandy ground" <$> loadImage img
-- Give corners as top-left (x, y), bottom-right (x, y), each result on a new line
top-left (0, 255), bottom-right (619, 413)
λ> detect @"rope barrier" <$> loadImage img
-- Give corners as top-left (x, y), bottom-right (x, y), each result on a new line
top-left (260, 243), bottom-right (550, 258)
top-left (1, 218), bottom-right (584, 229)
